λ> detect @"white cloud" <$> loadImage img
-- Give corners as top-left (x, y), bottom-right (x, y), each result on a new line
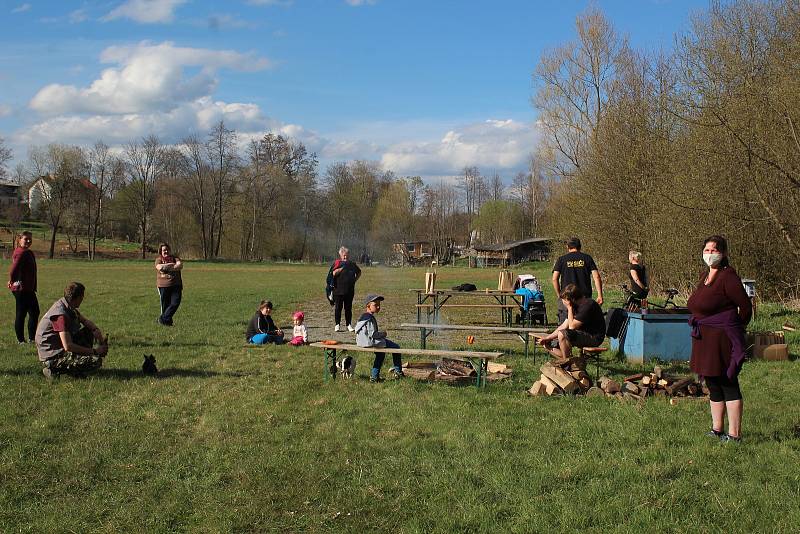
top-left (30, 42), bottom-right (272, 115)
top-left (380, 119), bottom-right (540, 176)
top-left (69, 8), bottom-right (88, 23)
top-left (0, 104), bottom-right (12, 117)
top-left (11, 3), bottom-right (31, 13)
top-left (103, 0), bottom-right (187, 24)
top-left (345, 0), bottom-right (376, 5)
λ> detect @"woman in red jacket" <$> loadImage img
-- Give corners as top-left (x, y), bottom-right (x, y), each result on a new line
top-left (8, 231), bottom-right (39, 343)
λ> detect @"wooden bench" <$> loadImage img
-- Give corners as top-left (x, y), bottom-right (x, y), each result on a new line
top-left (415, 304), bottom-right (517, 308)
top-left (309, 342), bottom-right (503, 387)
top-left (400, 323), bottom-right (547, 359)
top-left (530, 333), bottom-right (609, 379)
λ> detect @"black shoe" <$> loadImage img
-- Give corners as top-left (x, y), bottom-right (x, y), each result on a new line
top-left (370, 375), bottom-right (384, 383)
top-left (721, 433), bottom-right (742, 444)
top-left (705, 429), bottom-right (724, 439)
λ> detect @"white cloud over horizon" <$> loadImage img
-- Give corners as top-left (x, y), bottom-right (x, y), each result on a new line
top-left (103, 0), bottom-right (187, 24)
top-left (11, 3), bottom-right (31, 13)
top-left (15, 40), bottom-right (538, 182)
top-left (29, 42), bottom-right (271, 116)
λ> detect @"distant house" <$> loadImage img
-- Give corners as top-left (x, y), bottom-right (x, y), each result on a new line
top-left (27, 175), bottom-right (97, 212)
top-left (468, 237), bottom-right (553, 267)
top-left (0, 181), bottom-right (21, 211)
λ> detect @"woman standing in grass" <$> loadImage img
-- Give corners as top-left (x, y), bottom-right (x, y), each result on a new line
top-left (329, 246), bottom-right (361, 332)
top-left (8, 231), bottom-right (39, 343)
top-left (687, 235), bottom-right (751, 443)
top-left (155, 243), bottom-right (183, 326)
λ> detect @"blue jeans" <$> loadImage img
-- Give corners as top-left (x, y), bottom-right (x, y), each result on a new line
top-left (371, 339), bottom-right (402, 378)
top-left (158, 285), bottom-right (182, 325)
top-left (249, 333), bottom-right (285, 345)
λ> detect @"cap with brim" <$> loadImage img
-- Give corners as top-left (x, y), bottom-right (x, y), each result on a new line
top-left (364, 294), bottom-right (385, 306)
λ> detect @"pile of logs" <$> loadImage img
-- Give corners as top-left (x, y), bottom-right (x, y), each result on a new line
top-left (401, 359), bottom-right (512, 383)
top-left (528, 357), bottom-right (593, 396)
top-left (529, 362), bottom-right (708, 401)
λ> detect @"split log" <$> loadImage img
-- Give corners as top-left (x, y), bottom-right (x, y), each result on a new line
top-left (665, 377), bottom-right (694, 396)
top-left (585, 387), bottom-right (605, 398)
top-left (402, 367), bottom-right (436, 380)
top-left (486, 372), bottom-right (511, 382)
top-left (639, 386), bottom-right (650, 397)
top-left (540, 363), bottom-right (580, 394)
top-left (623, 391), bottom-right (642, 401)
top-left (569, 369), bottom-right (591, 381)
top-left (528, 381), bottom-right (546, 396)
top-left (487, 362), bottom-right (510, 374)
top-left (540, 374), bottom-right (562, 396)
top-left (623, 381), bottom-right (640, 395)
top-left (657, 379), bottom-right (670, 388)
top-left (598, 377), bottom-right (621, 394)
top-left (642, 376), bottom-right (652, 386)
top-left (579, 377), bottom-right (592, 390)
top-left (623, 373), bottom-right (645, 382)
top-left (654, 366), bottom-right (663, 379)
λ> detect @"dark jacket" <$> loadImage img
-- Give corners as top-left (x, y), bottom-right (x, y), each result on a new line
top-left (331, 260), bottom-right (361, 296)
top-left (245, 312), bottom-right (279, 340)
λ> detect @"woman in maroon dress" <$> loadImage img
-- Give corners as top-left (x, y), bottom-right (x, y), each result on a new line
top-left (687, 235), bottom-right (751, 442)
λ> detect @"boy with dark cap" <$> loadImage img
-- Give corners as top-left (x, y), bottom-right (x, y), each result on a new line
top-left (355, 294), bottom-right (404, 382)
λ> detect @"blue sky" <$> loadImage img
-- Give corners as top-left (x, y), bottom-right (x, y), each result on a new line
top-left (0, 0), bottom-right (710, 181)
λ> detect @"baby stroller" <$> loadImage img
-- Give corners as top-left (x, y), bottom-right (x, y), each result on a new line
top-left (513, 274), bottom-right (547, 326)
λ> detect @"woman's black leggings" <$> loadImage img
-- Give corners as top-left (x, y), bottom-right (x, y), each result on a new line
top-left (14, 291), bottom-right (40, 343)
top-left (705, 374), bottom-right (742, 402)
top-left (334, 291), bottom-right (354, 326)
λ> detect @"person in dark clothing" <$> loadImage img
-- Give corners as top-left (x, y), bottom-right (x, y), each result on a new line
top-left (331, 246), bottom-right (361, 332)
top-left (538, 284), bottom-right (605, 363)
top-left (687, 235), bottom-right (751, 443)
top-left (155, 243), bottom-right (183, 326)
top-left (8, 231), bottom-right (39, 343)
top-left (246, 300), bottom-right (285, 344)
top-left (552, 237), bottom-right (603, 323)
top-left (628, 250), bottom-right (649, 299)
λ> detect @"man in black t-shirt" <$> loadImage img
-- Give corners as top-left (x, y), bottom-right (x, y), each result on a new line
top-left (538, 284), bottom-right (605, 362)
top-left (552, 237), bottom-right (603, 323)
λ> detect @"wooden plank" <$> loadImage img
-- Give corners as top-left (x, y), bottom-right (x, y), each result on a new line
top-left (402, 368), bottom-right (436, 381)
top-left (309, 342), bottom-right (503, 360)
top-left (415, 304), bottom-right (517, 308)
top-left (400, 323), bottom-right (547, 333)
top-left (487, 362), bottom-right (510, 374)
top-left (539, 374), bottom-right (562, 396)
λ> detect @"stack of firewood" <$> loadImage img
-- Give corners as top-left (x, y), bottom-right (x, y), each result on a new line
top-left (529, 363), bottom-right (708, 400)
top-left (401, 359), bottom-right (512, 383)
top-left (528, 357), bottom-right (593, 396)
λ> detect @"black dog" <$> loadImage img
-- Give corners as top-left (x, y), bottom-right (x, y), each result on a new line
top-left (142, 354), bottom-right (158, 375)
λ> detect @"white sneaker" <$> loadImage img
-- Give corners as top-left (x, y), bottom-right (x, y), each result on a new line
top-left (347, 324), bottom-right (355, 332)
top-left (334, 324), bottom-right (341, 332)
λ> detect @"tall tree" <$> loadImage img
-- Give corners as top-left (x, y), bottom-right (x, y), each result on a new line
top-left (122, 135), bottom-right (164, 259)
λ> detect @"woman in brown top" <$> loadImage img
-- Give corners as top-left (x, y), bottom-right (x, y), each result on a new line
top-left (155, 243), bottom-right (183, 326)
top-left (8, 231), bottom-right (39, 343)
top-left (687, 235), bottom-right (751, 443)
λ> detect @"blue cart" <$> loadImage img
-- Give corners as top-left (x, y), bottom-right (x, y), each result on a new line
top-left (610, 309), bottom-right (692, 364)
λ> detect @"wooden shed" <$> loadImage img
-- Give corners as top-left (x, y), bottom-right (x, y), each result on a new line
top-left (469, 237), bottom-right (553, 267)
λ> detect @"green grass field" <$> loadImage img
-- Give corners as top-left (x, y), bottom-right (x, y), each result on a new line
top-left (1, 260), bottom-right (799, 533)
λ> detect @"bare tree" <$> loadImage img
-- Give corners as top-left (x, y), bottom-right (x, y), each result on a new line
top-left (0, 137), bottom-right (11, 180)
top-left (122, 135), bottom-right (164, 259)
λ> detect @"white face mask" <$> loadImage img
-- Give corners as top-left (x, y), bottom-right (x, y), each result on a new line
top-left (703, 253), bottom-right (723, 268)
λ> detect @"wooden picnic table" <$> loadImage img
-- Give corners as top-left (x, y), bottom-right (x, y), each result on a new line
top-left (409, 289), bottom-right (525, 327)
top-left (309, 342), bottom-right (503, 387)
top-left (400, 322), bottom-right (548, 360)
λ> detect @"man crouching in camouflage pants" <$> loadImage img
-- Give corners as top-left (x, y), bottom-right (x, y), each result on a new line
top-left (35, 282), bottom-right (108, 379)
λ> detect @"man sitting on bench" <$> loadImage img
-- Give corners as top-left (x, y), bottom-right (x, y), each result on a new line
top-left (538, 284), bottom-right (605, 363)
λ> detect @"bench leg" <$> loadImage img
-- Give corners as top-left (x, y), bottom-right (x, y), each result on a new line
top-left (471, 358), bottom-right (487, 388)
top-left (324, 348), bottom-right (337, 381)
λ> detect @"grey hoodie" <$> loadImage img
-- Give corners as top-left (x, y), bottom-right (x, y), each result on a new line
top-left (355, 312), bottom-right (386, 348)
